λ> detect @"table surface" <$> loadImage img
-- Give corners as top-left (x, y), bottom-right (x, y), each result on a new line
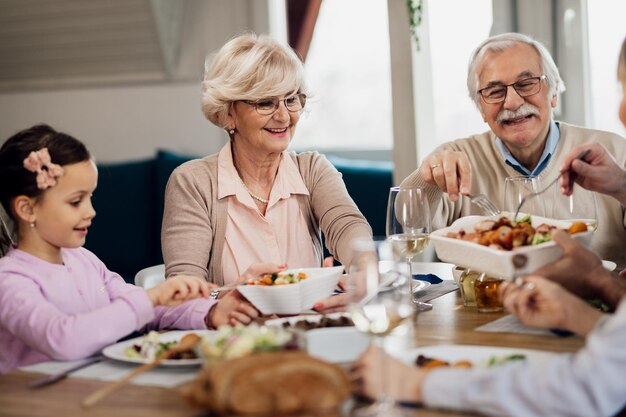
top-left (0, 290), bottom-right (585, 417)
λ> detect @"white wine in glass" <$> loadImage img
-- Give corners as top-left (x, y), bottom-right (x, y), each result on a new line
top-left (386, 186), bottom-right (432, 312)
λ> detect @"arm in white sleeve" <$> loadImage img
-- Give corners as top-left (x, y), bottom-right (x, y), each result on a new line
top-left (423, 300), bottom-right (626, 417)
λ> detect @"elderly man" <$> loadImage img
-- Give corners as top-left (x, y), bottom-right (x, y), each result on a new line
top-left (402, 32), bottom-right (626, 268)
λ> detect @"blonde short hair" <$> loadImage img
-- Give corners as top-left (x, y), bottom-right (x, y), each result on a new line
top-left (201, 33), bottom-right (307, 128)
top-left (467, 33), bottom-right (565, 107)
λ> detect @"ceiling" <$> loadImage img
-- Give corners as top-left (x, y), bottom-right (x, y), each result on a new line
top-left (0, 0), bottom-right (186, 92)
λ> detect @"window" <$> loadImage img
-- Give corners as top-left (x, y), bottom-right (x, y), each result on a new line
top-left (293, 0), bottom-right (393, 154)
top-left (587, 1), bottom-right (626, 136)
top-left (425, 0), bottom-right (493, 156)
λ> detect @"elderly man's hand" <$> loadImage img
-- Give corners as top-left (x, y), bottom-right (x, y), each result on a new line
top-left (418, 149), bottom-right (472, 202)
top-left (500, 276), bottom-right (602, 337)
top-left (559, 142), bottom-right (626, 205)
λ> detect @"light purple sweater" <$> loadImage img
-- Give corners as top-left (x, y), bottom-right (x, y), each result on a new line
top-left (0, 247), bottom-right (215, 373)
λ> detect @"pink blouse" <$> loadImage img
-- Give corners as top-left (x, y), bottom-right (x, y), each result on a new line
top-left (217, 145), bottom-right (319, 284)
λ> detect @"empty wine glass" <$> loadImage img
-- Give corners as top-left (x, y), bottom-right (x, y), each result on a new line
top-left (549, 182), bottom-right (599, 231)
top-left (385, 186), bottom-right (432, 311)
top-left (503, 176), bottom-right (546, 220)
top-left (347, 239), bottom-right (413, 417)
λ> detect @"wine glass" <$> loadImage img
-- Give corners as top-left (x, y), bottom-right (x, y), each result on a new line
top-left (385, 186), bottom-right (432, 311)
top-left (549, 182), bottom-right (599, 231)
top-left (503, 176), bottom-right (546, 220)
top-left (347, 239), bottom-right (413, 417)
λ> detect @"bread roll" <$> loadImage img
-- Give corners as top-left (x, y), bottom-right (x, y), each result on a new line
top-left (184, 351), bottom-right (350, 415)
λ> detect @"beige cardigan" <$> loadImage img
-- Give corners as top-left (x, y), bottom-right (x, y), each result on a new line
top-left (401, 122), bottom-right (626, 268)
top-left (162, 149), bottom-right (372, 285)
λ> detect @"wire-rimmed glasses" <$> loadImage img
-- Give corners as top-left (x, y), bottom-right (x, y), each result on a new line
top-left (478, 75), bottom-right (546, 104)
top-left (241, 93), bottom-right (307, 115)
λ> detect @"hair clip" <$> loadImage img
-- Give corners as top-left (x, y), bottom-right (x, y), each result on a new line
top-left (23, 148), bottom-right (65, 190)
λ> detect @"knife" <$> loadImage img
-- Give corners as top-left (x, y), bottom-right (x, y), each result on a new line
top-left (28, 356), bottom-right (103, 389)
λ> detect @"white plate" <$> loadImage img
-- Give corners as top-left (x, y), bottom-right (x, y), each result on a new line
top-left (102, 330), bottom-right (214, 366)
top-left (394, 344), bottom-right (557, 367)
top-left (602, 260), bottom-right (617, 272)
top-left (264, 312), bottom-right (351, 328)
top-left (411, 279), bottom-right (431, 294)
top-left (430, 214), bottom-right (593, 280)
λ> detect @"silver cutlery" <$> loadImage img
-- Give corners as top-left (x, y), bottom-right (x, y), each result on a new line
top-left (513, 149), bottom-right (591, 221)
top-left (470, 193), bottom-right (500, 216)
top-left (29, 355), bottom-right (103, 388)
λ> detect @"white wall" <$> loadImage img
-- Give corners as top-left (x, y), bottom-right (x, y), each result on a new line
top-left (0, 0), bottom-right (268, 162)
top-left (0, 83), bottom-right (226, 162)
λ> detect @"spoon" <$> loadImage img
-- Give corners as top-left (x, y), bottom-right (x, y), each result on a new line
top-left (82, 333), bottom-right (202, 408)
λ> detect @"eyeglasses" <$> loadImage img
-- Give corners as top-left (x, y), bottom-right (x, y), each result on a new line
top-left (242, 93), bottom-right (307, 115)
top-left (478, 75), bottom-right (546, 104)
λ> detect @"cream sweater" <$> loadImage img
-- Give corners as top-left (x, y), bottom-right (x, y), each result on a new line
top-left (162, 150), bottom-right (372, 286)
top-left (401, 122), bottom-right (626, 268)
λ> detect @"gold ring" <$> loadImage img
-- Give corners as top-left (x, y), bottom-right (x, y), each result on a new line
top-left (430, 163), bottom-right (442, 170)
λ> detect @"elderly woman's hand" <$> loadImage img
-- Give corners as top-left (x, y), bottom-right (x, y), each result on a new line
top-left (418, 149), bottom-right (472, 202)
top-left (206, 290), bottom-right (260, 327)
top-left (350, 345), bottom-right (427, 404)
top-left (500, 276), bottom-right (602, 337)
top-left (240, 262), bottom-right (287, 283)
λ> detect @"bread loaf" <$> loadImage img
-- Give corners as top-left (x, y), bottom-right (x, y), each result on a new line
top-left (184, 351), bottom-right (350, 415)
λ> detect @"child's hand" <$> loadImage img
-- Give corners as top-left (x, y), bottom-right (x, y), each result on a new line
top-left (147, 275), bottom-right (211, 307)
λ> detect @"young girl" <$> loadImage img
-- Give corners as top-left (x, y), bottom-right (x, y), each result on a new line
top-left (0, 125), bottom-right (259, 373)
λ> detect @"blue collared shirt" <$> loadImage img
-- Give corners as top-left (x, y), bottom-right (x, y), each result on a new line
top-left (495, 120), bottom-right (560, 176)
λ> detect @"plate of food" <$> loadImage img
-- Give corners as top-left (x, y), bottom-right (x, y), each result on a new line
top-left (237, 266), bottom-right (344, 315)
top-left (102, 330), bottom-right (213, 366)
top-left (265, 313), bottom-right (368, 363)
top-left (395, 344), bottom-right (557, 369)
top-left (430, 214), bottom-right (592, 280)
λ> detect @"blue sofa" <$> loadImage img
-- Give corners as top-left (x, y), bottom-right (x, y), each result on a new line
top-left (85, 150), bottom-right (393, 282)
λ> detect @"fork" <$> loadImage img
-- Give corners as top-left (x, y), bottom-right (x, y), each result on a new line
top-left (469, 194), bottom-right (500, 216)
top-left (513, 149), bottom-right (591, 221)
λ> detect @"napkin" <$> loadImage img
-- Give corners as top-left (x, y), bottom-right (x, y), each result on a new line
top-left (413, 273), bottom-right (443, 284)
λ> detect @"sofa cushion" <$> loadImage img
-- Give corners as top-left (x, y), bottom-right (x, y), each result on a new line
top-left (326, 156), bottom-right (393, 238)
top-left (85, 159), bottom-right (157, 282)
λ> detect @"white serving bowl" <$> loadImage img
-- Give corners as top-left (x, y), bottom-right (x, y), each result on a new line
top-left (430, 214), bottom-right (593, 280)
top-left (237, 266), bottom-right (344, 315)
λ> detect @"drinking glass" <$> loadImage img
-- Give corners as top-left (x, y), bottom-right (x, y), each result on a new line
top-left (347, 239), bottom-right (413, 417)
top-left (503, 176), bottom-right (546, 220)
top-left (386, 186), bottom-right (432, 311)
top-left (549, 182), bottom-right (598, 231)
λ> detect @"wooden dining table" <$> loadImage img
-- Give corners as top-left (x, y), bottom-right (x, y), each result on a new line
top-left (0, 289), bottom-right (586, 417)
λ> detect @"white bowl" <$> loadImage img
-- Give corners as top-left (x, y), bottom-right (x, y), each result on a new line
top-left (305, 327), bottom-right (369, 363)
top-left (237, 266), bottom-right (344, 315)
top-left (430, 214), bottom-right (593, 280)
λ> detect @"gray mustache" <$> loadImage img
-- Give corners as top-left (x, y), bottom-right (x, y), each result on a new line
top-left (496, 104), bottom-right (539, 123)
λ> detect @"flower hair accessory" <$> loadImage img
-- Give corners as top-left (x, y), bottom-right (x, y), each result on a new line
top-left (23, 148), bottom-right (65, 190)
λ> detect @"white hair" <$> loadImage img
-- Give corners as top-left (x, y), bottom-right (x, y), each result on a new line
top-left (467, 33), bottom-right (565, 107)
top-left (201, 32), bottom-right (307, 128)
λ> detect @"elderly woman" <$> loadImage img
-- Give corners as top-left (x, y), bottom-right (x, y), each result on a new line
top-left (161, 33), bottom-right (372, 312)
